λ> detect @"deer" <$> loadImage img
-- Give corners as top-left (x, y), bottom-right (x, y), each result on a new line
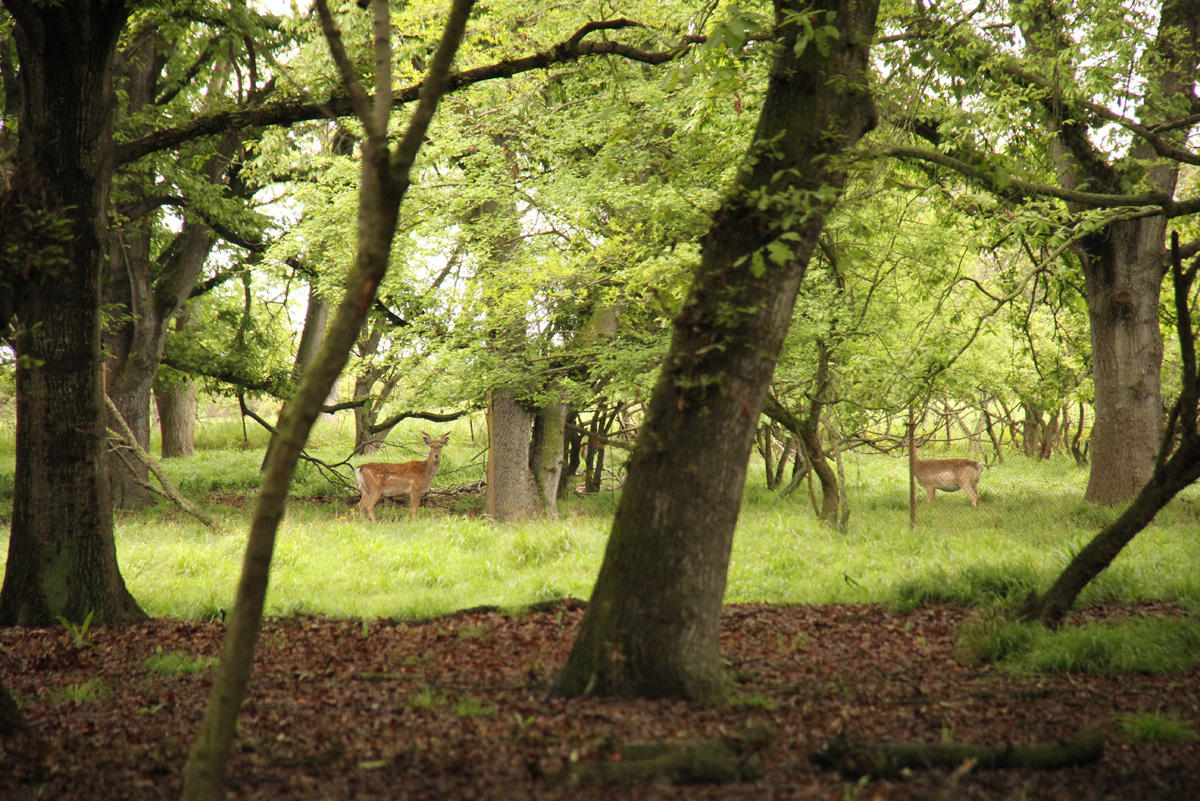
top-left (355, 432), bottom-right (450, 521)
top-left (913, 458), bottom-right (986, 506)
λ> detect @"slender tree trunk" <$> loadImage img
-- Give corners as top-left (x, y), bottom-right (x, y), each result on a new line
top-left (1022, 438), bottom-right (1200, 625)
top-left (531, 401), bottom-right (567, 512)
top-left (1022, 235), bottom-right (1200, 624)
top-left (0, 0), bottom-right (145, 626)
top-left (181, 3), bottom-right (475, 796)
top-left (553, 0), bottom-right (879, 701)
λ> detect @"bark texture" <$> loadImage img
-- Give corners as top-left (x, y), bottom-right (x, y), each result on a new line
top-left (553, 0), bottom-right (879, 701)
top-left (487, 388), bottom-right (544, 521)
top-left (0, 0), bottom-right (145, 625)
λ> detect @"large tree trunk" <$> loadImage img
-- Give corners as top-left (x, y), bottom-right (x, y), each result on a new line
top-left (155, 378), bottom-right (197, 458)
top-left (0, 0), bottom-right (145, 625)
top-left (486, 388), bottom-right (544, 521)
top-left (552, 0), bottom-right (879, 701)
top-left (1021, 0), bottom-right (1197, 504)
top-left (1079, 220), bottom-right (1166, 503)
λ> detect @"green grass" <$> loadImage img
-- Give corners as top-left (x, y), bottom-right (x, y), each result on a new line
top-left (2, 418), bottom-right (1199, 622)
top-left (955, 612), bottom-right (1200, 675)
top-left (142, 647), bottom-right (217, 676)
top-left (52, 679), bottom-right (108, 704)
top-left (1117, 711), bottom-right (1198, 742)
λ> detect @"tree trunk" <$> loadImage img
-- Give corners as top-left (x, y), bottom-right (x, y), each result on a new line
top-left (1021, 235), bottom-right (1200, 625)
top-left (352, 322), bottom-right (390, 455)
top-left (552, 0), bottom-right (878, 701)
top-left (1020, 0), bottom-right (1198, 503)
top-left (101, 38), bottom-right (233, 503)
top-left (1021, 402), bottom-right (1043, 459)
top-left (0, 0), bottom-right (145, 625)
top-left (1079, 221), bottom-right (1166, 503)
top-left (531, 401), bottom-right (566, 513)
top-left (181, 3), bottom-right (474, 795)
top-left (1022, 438), bottom-right (1200, 625)
top-left (486, 388), bottom-right (543, 521)
top-left (155, 378), bottom-right (197, 458)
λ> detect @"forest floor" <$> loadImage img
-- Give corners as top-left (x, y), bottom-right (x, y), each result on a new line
top-left (1, 600), bottom-right (1198, 800)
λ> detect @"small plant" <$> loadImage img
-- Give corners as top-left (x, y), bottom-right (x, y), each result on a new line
top-left (142, 646), bottom-right (217, 676)
top-left (57, 610), bottom-right (95, 647)
top-left (452, 696), bottom-right (496, 717)
top-left (953, 610), bottom-right (1040, 667)
top-left (409, 685), bottom-right (443, 709)
top-left (728, 692), bottom-right (778, 711)
top-left (1117, 711), bottom-right (1198, 742)
top-left (54, 678), bottom-right (107, 704)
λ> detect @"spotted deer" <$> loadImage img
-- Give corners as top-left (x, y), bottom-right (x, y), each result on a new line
top-left (355, 432), bottom-right (450, 521)
top-left (914, 458), bottom-right (985, 506)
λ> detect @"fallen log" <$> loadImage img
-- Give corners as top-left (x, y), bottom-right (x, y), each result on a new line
top-left (811, 732), bottom-right (1102, 779)
top-left (563, 723), bottom-right (771, 786)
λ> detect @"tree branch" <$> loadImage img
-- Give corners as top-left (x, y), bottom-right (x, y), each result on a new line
top-left (115, 19), bottom-right (699, 165)
top-left (882, 145), bottom-right (1172, 210)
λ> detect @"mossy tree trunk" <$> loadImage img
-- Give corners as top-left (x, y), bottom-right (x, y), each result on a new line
top-left (552, 0), bottom-right (879, 701)
top-left (0, 0), bottom-right (145, 626)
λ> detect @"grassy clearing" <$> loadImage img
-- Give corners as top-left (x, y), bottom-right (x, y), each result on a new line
top-left (2, 419), bottom-right (1199, 623)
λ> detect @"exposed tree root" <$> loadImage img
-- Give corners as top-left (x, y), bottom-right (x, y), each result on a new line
top-left (811, 732), bottom-right (1102, 779)
top-left (563, 724), bottom-right (772, 786)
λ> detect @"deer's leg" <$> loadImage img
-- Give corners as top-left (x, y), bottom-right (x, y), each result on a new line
top-left (361, 491), bottom-right (381, 522)
top-left (925, 486), bottom-right (936, 502)
top-left (410, 491), bottom-right (421, 519)
top-left (962, 482), bottom-right (979, 506)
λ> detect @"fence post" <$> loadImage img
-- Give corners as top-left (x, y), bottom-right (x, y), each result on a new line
top-left (907, 409), bottom-right (917, 529)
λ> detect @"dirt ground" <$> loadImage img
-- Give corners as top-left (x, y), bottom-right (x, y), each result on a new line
top-left (2, 600), bottom-right (1197, 800)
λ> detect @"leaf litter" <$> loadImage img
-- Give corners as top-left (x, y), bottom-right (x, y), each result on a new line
top-left (1, 601), bottom-right (1197, 800)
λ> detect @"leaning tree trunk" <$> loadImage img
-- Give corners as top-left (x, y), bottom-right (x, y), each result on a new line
top-left (553, 0), bottom-right (879, 701)
top-left (0, 0), bottom-right (145, 626)
top-left (1021, 441), bottom-right (1200, 625)
top-left (181, 3), bottom-right (475, 796)
top-left (1021, 235), bottom-right (1200, 625)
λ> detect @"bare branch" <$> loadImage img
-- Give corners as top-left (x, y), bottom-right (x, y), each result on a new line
top-left (313, 0), bottom-right (375, 134)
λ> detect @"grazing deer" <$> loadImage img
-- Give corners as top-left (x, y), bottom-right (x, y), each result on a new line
top-left (355, 432), bottom-right (450, 521)
top-left (914, 458), bottom-right (985, 506)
